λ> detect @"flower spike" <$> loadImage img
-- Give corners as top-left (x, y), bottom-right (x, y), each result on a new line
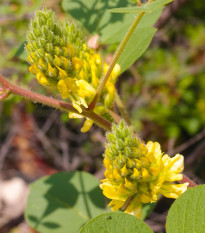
top-left (100, 121), bottom-right (188, 218)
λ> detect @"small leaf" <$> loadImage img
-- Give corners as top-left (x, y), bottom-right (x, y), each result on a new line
top-left (109, 0), bottom-right (174, 13)
top-left (80, 212), bottom-right (154, 233)
top-left (166, 185), bottom-right (205, 233)
top-left (15, 42), bottom-right (27, 60)
top-left (142, 202), bottom-right (156, 220)
top-left (25, 171), bottom-right (106, 233)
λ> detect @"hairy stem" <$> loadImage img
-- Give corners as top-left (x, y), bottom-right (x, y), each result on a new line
top-left (0, 74), bottom-right (112, 131)
top-left (115, 93), bottom-right (131, 125)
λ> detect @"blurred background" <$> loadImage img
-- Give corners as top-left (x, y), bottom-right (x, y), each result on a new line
top-left (0, 0), bottom-right (204, 232)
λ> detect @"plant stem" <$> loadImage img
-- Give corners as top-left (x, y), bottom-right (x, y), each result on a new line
top-left (0, 74), bottom-right (112, 131)
top-left (115, 93), bottom-right (131, 125)
top-left (89, 12), bottom-right (145, 110)
top-left (137, 0), bottom-right (142, 7)
top-left (89, 0), bottom-right (154, 110)
top-left (182, 174), bottom-right (197, 187)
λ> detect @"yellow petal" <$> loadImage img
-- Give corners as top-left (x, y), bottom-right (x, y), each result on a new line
top-left (72, 57), bottom-right (83, 71)
top-left (160, 183), bottom-right (188, 199)
top-left (134, 159), bottom-right (142, 168)
top-left (125, 178), bottom-right (134, 189)
top-left (167, 154), bottom-right (184, 173)
top-left (106, 82), bottom-right (115, 95)
top-left (61, 56), bottom-right (70, 68)
top-left (131, 168), bottom-right (140, 179)
top-left (39, 57), bottom-right (47, 70)
top-left (26, 43), bottom-right (32, 52)
top-left (57, 67), bottom-right (68, 79)
top-left (121, 164), bottom-right (129, 176)
top-left (104, 170), bottom-right (113, 180)
top-left (48, 63), bottom-right (58, 78)
top-left (103, 158), bottom-right (113, 170)
top-left (100, 181), bottom-right (127, 201)
top-left (77, 80), bottom-right (96, 98)
top-left (29, 65), bottom-right (36, 74)
top-left (62, 46), bottom-right (69, 57)
top-left (141, 193), bottom-right (152, 203)
top-left (54, 55), bottom-right (62, 67)
top-left (57, 79), bottom-right (69, 98)
top-left (118, 183), bottom-right (127, 194)
top-left (72, 102), bottom-right (82, 113)
top-left (69, 112), bottom-right (83, 119)
top-left (125, 195), bottom-right (142, 218)
top-left (165, 174), bottom-right (183, 182)
top-left (81, 119), bottom-right (93, 132)
top-left (108, 199), bottom-right (125, 211)
top-left (113, 168), bottom-right (122, 180)
top-left (141, 168), bottom-right (149, 179)
top-left (67, 43), bottom-right (75, 57)
top-left (146, 141), bottom-right (162, 160)
top-left (140, 157), bottom-right (149, 167)
top-left (149, 167), bottom-right (160, 176)
top-left (27, 55), bottom-right (34, 63)
top-left (36, 72), bottom-right (53, 86)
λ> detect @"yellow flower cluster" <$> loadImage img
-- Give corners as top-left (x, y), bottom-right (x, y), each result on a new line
top-left (100, 121), bottom-right (188, 218)
top-left (26, 8), bottom-right (120, 131)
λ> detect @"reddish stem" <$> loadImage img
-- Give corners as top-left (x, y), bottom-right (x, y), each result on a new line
top-left (0, 74), bottom-right (112, 131)
top-left (182, 174), bottom-right (197, 187)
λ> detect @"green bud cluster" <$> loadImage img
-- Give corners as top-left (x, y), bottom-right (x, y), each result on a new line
top-left (106, 121), bottom-right (141, 161)
top-left (101, 121), bottom-right (187, 216)
top-left (104, 121), bottom-right (156, 185)
top-left (25, 7), bottom-right (121, 131)
top-left (26, 8), bottom-right (85, 86)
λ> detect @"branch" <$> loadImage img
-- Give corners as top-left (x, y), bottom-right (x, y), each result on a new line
top-left (0, 74), bottom-right (112, 131)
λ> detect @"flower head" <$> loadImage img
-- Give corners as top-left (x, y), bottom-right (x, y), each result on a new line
top-left (26, 8), bottom-right (120, 131)
top-left (100, 121), bottom-right (188, 218)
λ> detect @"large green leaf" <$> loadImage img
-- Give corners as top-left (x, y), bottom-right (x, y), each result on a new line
top-left (100, 7), bottom-right (162, 44)
top-left (25, 171), bottom-right (106, 233)
top-left (166, 185), bottom-right (205, 233)
top-left (109, 0), bottom-right (174, 13)
top-left (61, 0), bottom-right (161, 46)
top-left (118, 26), bottom-right (157, 74)
top-left (62, 0), bottom-right (162, 73)
top-left (79, 212), bottom-right (154, 233)
top-left (61, 0), bottom-right (131, 36)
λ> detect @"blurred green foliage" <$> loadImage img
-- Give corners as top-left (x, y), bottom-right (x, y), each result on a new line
top-left (0, 0), bottom-right (42, 114)
top-left (123, 22), bottom-right (205, 139)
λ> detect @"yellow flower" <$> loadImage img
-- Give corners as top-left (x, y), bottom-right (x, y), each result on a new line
top-left (26, 8), bottom-right (121, 132)
top-left (100, 121), bottom-right (189, 218)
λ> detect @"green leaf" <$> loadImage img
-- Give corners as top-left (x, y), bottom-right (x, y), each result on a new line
top-left (25, 171), bottom-right (106, 233)
top-left (80, 212), bottom-right (154, 233)
top-left (142, 202), bottom-right (156, 220)
top-left (61, 0), bottom-right (130, 35)
top-left (101, 7), bottom-right (162, 44)
top-left (62, 1), bottom-right (162, 73)
top-left (109, 0), bottom-right (174, 13)
top-left (15, 42), bottom-right (27, 61)
top-left (166, 185), bottom-right (205, 233)
top-left (118, 26), bottom-right (157, 74)
top-left (62, 0), bottom-right (161, 45)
